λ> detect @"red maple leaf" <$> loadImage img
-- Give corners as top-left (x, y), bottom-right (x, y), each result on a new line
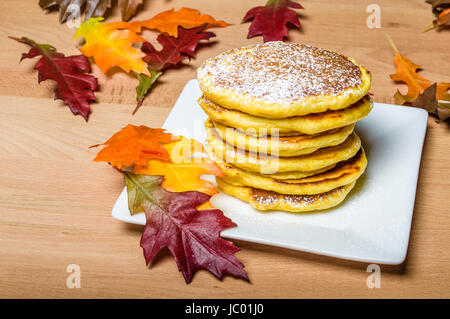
top-left (10, 37), bottom-right (98, 120)
top-left (242, 0), bottom-right (303, 42)
top-left (142, 25), bottom-right (215, 70)
top-left (124, 173), bottom-right (248, 283)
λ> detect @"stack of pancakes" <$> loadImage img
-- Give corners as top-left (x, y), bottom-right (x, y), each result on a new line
top-left (197, 41), bottom-right (372, 212)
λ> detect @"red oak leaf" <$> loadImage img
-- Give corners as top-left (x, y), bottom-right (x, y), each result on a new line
top-left (142, 25), bottom-right (215, 70)
top-left (10, 36), bottom-right (98, 120)
top-left (242, 0), bottom-right (303, 42)
top-left (132, 26), bottom-right (215, 113)
top-left (124, 173), bottom-right (248, 283)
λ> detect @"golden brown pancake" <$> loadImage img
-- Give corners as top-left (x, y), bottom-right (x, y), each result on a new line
top-left (218, 148), bottom-right (366, 195)
top-left (205, 125), bottom-right (362, 174)
top-left (198, 41), bottom-right (371, 118)
top-left (207, 118), bottom-right (355, 157)
top-left (217, 177), bottom-right (357, 213)
top-left (199, 95), bottom-right (372, 135)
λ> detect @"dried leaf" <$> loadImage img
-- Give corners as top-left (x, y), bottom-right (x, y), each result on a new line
top-left (409, 83), bottom-right (439, 114)
top-left (39, 0), bottom-right (111, 22)
top-left (126, 7), bottom-right (230, 37)
top-left (242, 0), bottom-right (303, 42)
top-left (74, 17), bottom-right (150, 75)
top-left (424, 8), bottom-right (450, 32)
top-left (388, 36), bottom-right (450, 101)
top-left (118, 0), bottom-right (143, 21)
top-left (124, 173), bottom-right (248, 283)
top-left (137, 137), bottom-right (223, 196)
top-left (91, 124), bottom-right (178, 171)
top-left (10, 36), bottom-right (98, 120)
top-left (409, 83), bottom-right (450, 121)
top-left (388, 35), bottom-right (450, 121)
top-left (39, 0), bottom-right (143, 22)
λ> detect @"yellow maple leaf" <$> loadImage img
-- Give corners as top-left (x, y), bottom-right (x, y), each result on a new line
top-left (74, 17), bottom-right (150, 76)
top-left (137, 137), bottom-right (223, 196)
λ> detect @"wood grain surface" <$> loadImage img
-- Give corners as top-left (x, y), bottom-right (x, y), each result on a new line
top-left (0, 0), bottom-right (449, 298)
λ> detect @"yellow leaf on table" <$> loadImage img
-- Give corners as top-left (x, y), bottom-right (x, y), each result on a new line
top-left (137, 137), bottom-right (223, 196)
top-left (74, 17), bottom-right (150, 75)
top-left (126, 7), bottom-right (230, 37)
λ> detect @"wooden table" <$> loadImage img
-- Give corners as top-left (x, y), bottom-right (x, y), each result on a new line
top-left (0, 0), bottom-right (449, 298)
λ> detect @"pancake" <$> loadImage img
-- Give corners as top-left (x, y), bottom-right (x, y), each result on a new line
top-left (205, 126), bottom-right (362, 174)
top-left (199, 95), bottom-right (372, 135)
top-left (218, 148), bottom-right (366, 195)
top-left (198, 41), bottom-right (371, 118)
top-left (216, 177), bottom-right (357, 212)
top-left (265, 164), bottom-right (337, 180)
top-left (207, 118), bottom-right (355, 157)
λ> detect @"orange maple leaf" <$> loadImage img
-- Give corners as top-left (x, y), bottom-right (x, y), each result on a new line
top-left (91, 124), bottom-right (178, 171)
top-left (388, 35), bottom-right (450, 104)
top-left (74, 17), bottom-right (150, 76)
top-left (137, 137), bottom-right (223, 196)
top-left (126, 7), bottom-right (230, 37)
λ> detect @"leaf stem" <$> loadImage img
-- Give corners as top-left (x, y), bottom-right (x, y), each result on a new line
top-left (385, 33), bottom-right (399, 53)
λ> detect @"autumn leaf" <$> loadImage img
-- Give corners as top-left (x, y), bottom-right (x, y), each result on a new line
top-left (119, 0), bottom-right (144, 21)
top-left (39, 0), bottom-right (143, 22)
top-left (410, 83), bottom-right (450, 122)
top-left (126, 7), bottom-right (230, 37)
top-left (137, 137), bottom-right (223, 196)
top-left (132, 69), bottom-right (162, 115)
top-left (10, 36), bottom-right (98, 120)
top-left (423, 8), bottom-right (450, 32)
top-left (74, 17), bottom-right (150, 76)
top-left (242, 0), bottom-right (303, 42)
top-left (123, 173), bottom-right (248, 283)
top-left (142, 26), bottom-right (215, 70)
top-left (133, 26), bottom-right (215, 113)
top-left (387, 35), bottom-right (450, 121)
top-left (91, 124), bottom-right (178, 171)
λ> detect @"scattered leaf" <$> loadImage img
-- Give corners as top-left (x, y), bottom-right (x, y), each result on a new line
top-left (137, 137), bottom-right (223, 196)
top-left (74, 17), bottom-right (150, 75)
top-left (142, 26), bottom-right (215, 70)
top-left (388, 37), bottom-right (450, 111)
top-left (91, 124), bottom-right (178, 171)
top-left (388, 36), bottom-right (450, 120)
top-left (132, 26), bottom-right (215, 114)
top-left (133, 69), bottom-right (162, 114)
top-left (10, 36), bottom-right (98, 120)
top-left (410, 83), bottom-right (439, 114)
top-left (423, 8), bottom-right (450, 32)
top-left (124, 173), bottom-right (248, 283)
top-left (119, 0), bottom-right (144, 21)
top-left (39, 0), bottom-right (143, 22)
top-left (126, 7), bottom-right (230, 37)
top-left (242, 0), bottom-right (303, 42)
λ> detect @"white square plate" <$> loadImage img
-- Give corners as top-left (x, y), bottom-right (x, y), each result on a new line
top-left (112, 80), bottom-right (428, 265)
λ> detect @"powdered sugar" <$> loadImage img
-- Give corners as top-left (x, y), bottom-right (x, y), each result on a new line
top-left (198, 41), bottom-right (362, 103)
